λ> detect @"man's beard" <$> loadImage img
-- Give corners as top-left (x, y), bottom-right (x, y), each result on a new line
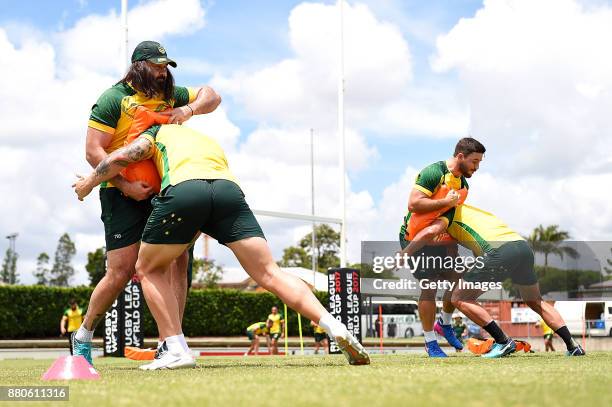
top-left (459, 161), bottom-right (472, 178)
top-left (153, 75), bottom-right (168, 95)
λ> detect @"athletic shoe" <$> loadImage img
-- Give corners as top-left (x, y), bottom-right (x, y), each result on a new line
top-left (154, 341), bottom-right (168, 359)
top-left (425, 340), bottom-right (447, 357)
top-left (334, 330), bottom-right (370, 365)
top-left (482, 338), bottom-right (516, 358)
top-left (566, 345), bottom-right (586, 356)
top-left (139, 351), bottom-right (196, 370)
top-left (434, 318), bottom-right (464, 350)
top-left (71, 331), bottom-right (93, 366)
top-left (138, 342), bottom-right (169, 370)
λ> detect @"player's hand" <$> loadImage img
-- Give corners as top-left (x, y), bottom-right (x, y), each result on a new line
top-left (73, 175), bottom-right (94, 201)
top-left (121, 180), bottom-right (154, 201)
top-left (444, 189), bottom-right (460, 207)
top-left (160, 106), bottom-right (193, 125)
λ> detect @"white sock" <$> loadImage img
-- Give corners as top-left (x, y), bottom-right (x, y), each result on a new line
top-left (318, 313), bottom-right (346, 337)
top-left (424, 330), bottom-right (437, 343)
top-left (75, 326), bottom-right (93, 343)
top-left (157, 339), bottom-right (164, 349)
top-left (178, 333), bottom-right (190, 353)
top-left (441, 311), bottom-right (453, 325)
top-left (165, 334), bottom-right (185, 354)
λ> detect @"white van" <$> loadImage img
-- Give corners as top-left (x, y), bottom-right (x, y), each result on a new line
top-left (361, 298), bottom-right (423, 338)
top-left (554, 301), bottom-right (612, 337)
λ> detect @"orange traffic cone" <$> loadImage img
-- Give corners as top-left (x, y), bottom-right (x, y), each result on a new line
top-left (41, 356), bottom-right (100, 381)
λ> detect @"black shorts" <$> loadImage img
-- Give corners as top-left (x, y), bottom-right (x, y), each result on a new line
top-left (465, 240), bottom-right (537, 285)
top-left (142, 179), bottom-right (265, 245)
top-left (100, 188), bottom-right (152, 251)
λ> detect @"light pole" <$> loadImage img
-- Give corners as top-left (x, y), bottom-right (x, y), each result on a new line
top-left (310, 128), bottom-right (317, 286)
top-left (5, 233), bottom-right (17, 253)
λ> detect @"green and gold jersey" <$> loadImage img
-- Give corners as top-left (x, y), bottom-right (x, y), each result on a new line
top-left (267, 313), bottom-right (284, 334)
top-left (399, 161), bottom-right (469, 237)
top-left (63, 307), bottom-right (83, 333)
top-left (141, 124), bottom-right (238, 190)
top-left (447, 204), bottom-right (523, 255)
top-left (88, 82), bottom-right (197, 186)
top-left (247, 322), bottom-right (268, 335)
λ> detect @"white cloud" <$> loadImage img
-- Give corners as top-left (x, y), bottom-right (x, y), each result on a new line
top-left (431, 0), bottom-right (612, 177)
top-left (213, 1), bottom-right (416, 132)
top-left (57, 0), bottom-right (206, 77)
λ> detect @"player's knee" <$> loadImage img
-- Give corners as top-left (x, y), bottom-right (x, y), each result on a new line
top-left (105, 265), bottom-right (133, 290)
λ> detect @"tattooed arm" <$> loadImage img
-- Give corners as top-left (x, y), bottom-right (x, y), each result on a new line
top-left (73, 137), bottom-right (154, 201)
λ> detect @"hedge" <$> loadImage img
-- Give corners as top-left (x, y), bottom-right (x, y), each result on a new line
top-left (0, 285), bottom-right (329, 339)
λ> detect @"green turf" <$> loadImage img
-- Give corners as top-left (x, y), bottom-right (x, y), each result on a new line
top-left (1, 352), bottom-right (610, 406)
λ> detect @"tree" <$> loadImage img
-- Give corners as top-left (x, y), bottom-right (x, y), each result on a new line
top-left (49, 233), bottom-right (76, 287)
top-left (279, 224), bottom-right (341, 273)
top-left (193, 258), bottom-right (224, 288)
top-left (526, 225), bottom-right (579, 274)
top-left (33, 252), bottom-right (50, 285)
top-left (86, 247), bottom-right (106, 286)
top-left (0, 248), bottom-right (19, 284)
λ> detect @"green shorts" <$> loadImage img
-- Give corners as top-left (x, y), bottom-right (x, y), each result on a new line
top-left (399, 233), bottom-right (457, 281)
top-left (269, 332), bottom-right (281, 341)
top-left (246, 330), bottom-right (256, 341)
top-left (543, 333), bottom-right (554, 340)
top-left (314, 332), bottom-right (327, 343)
top-left (465, 240), bottom-right (537, 285)
top-left (100, 188), bottom-right (152, 251)
top-left (142, 179), bottom-right (265, 245)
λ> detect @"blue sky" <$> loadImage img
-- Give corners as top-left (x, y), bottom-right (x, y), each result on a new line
top-left (1, 0), bottom-right (612, 285)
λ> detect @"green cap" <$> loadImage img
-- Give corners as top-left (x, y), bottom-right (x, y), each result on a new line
top-left (131, 41), bottom-right (177, 67)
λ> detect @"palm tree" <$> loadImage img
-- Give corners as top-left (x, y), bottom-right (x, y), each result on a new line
top-left (526, 225), bottom-right (579, 274)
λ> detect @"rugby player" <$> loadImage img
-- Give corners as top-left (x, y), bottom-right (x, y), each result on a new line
top-left (245, 322), bottom-right (269, 356)
top-left (405, 204), bottom-right (585, 358)
top-left (398, 138), bottom-right (484, 357)
top-left (267, 306), bottom-right (284, 355)
top-left (73, 121), bottom-right (370, 369)
top-left (72, 40), bottom-right (221, 365)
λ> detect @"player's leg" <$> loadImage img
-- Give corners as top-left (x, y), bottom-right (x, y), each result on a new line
top-left (509, 241), bottom-right (583, 355)
top-left (434, 270), bottom-right (464, 351)
top-left (136, 242), bottom-right (196, 370)
top-left (254, 335), bottom-right (260, 355)
top-left (517, 284), bottom-right (582, 355)
top-left (211, 180), bottom-right (368, 364)
top-left (72, 243), bottom-right (139, 365)
top-left (73, 188), bottom-right (153, 365)
top-left (418, 289), bottom-right (447, 357)
top-left (452, 287), bottom-right (516, 358)
top-left (227, 237), bottom-right (369, 365)
top-left (136, 243), bottom-right (189, 339)
top-left (170, 250), bottom-right (189, 323)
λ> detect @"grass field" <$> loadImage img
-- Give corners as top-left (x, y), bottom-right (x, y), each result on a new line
top-left (1, 352), bottom-right (611, 406)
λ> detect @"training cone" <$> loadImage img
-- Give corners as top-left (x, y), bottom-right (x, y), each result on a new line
top-left (41, 356), bottom-right (100, 381)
